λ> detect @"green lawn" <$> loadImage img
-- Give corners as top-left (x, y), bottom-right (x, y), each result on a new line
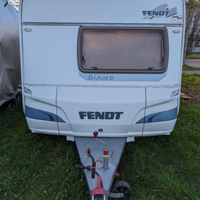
top-left (183, 64), bottom-right (200, 70)
top-left (1, 74), bottom-right (200, 200)
top-left (186, 52), bottom-right (200, 60)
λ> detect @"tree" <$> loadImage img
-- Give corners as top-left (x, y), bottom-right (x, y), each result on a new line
top-left (184, 0), bottom-right (200, 58)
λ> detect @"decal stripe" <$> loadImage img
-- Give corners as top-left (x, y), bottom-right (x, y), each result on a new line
top-left (79, 71), bottom-right (167, 82)
top-left (137, 107), bottom-right (177, 124)
top-left (25, 105), bottom-right (65, 123)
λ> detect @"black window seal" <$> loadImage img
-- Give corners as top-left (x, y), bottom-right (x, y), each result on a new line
top-left (77, 26), bottom-right (169, 74)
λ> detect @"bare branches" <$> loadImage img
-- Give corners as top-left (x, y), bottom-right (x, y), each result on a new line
top-left (184, 0), bottom-right (200, 58)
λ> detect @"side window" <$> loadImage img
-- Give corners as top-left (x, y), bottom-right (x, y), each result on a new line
top-left (196, 37), bottom-right (200, 47)
top-left (78, 27), bottom-right (168, 74)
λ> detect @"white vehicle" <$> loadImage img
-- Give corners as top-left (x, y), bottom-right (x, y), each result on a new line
top-left (7, 0), bottom-right (20, 12)
top-left (0, 0), bottom-right (20, 107)
top-left (20, 0), bottom-right (185, 199)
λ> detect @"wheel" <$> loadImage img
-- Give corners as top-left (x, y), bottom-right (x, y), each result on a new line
top-left (94, 195), bottom-right (104, 200)
top-left (111, 181), bottom-right (131, 200)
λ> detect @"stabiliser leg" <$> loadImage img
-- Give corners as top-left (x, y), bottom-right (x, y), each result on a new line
top-left (75, 136), bottom-right (126, 200)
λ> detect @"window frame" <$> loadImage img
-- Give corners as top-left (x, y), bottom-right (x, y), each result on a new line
top-left (77, 27), bottom-right (169, 74)
top-left (196, 37), bottom-right (200, 47)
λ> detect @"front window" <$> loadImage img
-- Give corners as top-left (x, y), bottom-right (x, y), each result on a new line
top-left (78, 27), bottom-right (168, 74)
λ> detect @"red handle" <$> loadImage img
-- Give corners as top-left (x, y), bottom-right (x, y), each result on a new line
top-left (93, 131), bottom-right (98, 138)
top-left (87, 147), bottom-right (91, 155)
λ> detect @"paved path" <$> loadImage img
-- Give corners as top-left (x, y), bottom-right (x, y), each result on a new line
top-left (183, 70), bottom-right (200, 75)
top-left (184, 59), bottom-right (200, 67)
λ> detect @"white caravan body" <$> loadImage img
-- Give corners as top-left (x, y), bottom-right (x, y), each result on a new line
top-left (20, 0), bottom-right (185, 141)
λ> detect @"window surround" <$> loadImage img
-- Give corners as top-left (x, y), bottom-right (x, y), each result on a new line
top-left (77, 27), bottom-right (169, 74)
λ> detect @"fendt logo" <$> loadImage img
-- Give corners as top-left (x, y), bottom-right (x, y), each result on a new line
top-left (79, 112), bottom-right (124, 120)
top-left (143, 4), bottom-right (177, 20)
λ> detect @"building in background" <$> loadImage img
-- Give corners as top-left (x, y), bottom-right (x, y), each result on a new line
top-left (185, 0), bottom-right (200, 53)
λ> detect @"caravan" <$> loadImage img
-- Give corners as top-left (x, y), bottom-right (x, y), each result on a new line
top-left (0, 0), bottom-right (20, 107)
top-left (20, 0), bottom-right (185, 199)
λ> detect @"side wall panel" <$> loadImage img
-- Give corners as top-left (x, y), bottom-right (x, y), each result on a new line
top-left (143, 87), bottom-right (179, 136)
top-left (24, 86), bottom-right (58, 135)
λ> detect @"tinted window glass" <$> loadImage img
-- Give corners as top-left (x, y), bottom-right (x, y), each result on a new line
top-left (79, 28), bottom-right (168, 73)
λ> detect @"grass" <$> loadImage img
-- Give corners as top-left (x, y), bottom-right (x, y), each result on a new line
top-left (182, 64), bottom-right (200, 70)
top-left (1, 75), bottom-right (200, 199)
top-left (0, 106), bottom-right (88, 200)
top-left (186, 52), bottom-right (200, 59)
top-left (122, 100), bottom-right (200, 199)
top-left (182, 73), bottom-right (200, 95)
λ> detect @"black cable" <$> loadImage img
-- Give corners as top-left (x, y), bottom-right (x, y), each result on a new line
top-left (75, 164), bottom-right (103, 187)
top-left (89, 155), bottom-right (96, 178)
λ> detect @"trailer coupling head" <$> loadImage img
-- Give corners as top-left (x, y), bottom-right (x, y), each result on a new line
top-left (91, 176), bottom-right (106, 200)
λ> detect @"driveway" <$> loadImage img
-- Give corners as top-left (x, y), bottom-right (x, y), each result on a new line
top-left (184, 59), bottom-right (200, 67)
top-left (183, 70), bottom-right (200, 75)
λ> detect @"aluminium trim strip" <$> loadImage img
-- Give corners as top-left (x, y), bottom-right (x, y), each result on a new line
top-left (23, 83), bottom-right (180, 88)
top-left (22, 22), bottom-right (183, 27)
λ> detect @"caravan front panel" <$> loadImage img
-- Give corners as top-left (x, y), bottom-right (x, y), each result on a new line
top-left (57, 87), bottom-right (145, 137)
top-left (20, 0), bottom-right (185, 138)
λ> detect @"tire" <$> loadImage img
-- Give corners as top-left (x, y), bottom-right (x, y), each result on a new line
top-left (111, 181), bottom-right (131, 200)
top-left (94, 195), bottom-right (104, 200)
